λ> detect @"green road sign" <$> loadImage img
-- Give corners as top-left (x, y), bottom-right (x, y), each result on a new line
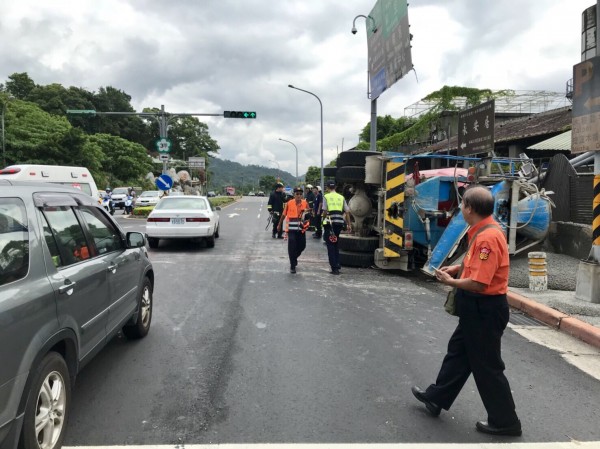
top-left (66, 109), bottom-right (96, 115)
top-left (155, 138), bottom-right (172, 153)
top-left (224, 111), bottom-right (256, 119)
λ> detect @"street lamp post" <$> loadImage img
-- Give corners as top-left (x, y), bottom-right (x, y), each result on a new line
top-left (278, 138), bottom-right (298, 184)
top-left (288, 85), bottom-right (323, 192)
top-left (352, 14), bottom-right (378, 152)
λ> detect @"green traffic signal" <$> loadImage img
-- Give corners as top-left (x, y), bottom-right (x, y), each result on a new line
top-left (224, 111), bottom-right (256, 119)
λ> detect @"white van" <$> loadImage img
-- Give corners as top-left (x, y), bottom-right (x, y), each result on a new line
top-left (0, 165), bottom-right (100, 199)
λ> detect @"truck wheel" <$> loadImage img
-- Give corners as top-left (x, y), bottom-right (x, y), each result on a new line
top-left (323, 167), bottom-right (337, 177)
top-left (339, 250), bottom-right (374, 268)
top-left (21, 352), bottom-right (71, 449)
top-left (335, 166), bottom-right (365, 184)
top-left (337, 150), bottom-right (379, 167)
top-left (338, 235), bottom-right (379, 253)
top-left (148, 237), bottom-right (159, 249)
top-left (123, 277), bottom-right (153, 339)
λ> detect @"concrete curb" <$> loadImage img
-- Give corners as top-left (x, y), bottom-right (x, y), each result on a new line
top-left (507, 290), bottom-right (600, 349)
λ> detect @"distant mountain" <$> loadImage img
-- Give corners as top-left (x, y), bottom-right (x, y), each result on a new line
top-left (206, 157), bottom-right (300, 192)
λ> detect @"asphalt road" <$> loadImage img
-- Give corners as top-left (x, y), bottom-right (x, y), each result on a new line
top-left (63, 197), bottom-right (600, 446)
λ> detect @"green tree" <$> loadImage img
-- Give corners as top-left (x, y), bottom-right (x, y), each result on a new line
top-left (359, 115), bottom-right (416, 143)
top-left (259, 175), bottom-right (277, 192)
top-left (5, 73), bottom-right (36, 99)
top-left (168, 116), bottom-right (220, 160)
top-left (304, 166), bottom-right (320, 186)
top-left (88, 133), bottom-right (153, 187)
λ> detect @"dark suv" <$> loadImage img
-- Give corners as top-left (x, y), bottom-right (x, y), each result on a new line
top-left (0, 181), bottom-right (154, 449)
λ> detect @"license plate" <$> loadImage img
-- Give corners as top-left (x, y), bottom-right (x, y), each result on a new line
top-left (171, 218), bottom-right (185, 225)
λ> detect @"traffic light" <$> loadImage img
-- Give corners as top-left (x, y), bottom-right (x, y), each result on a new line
top-left (224, 111), bottom-right (256, 119)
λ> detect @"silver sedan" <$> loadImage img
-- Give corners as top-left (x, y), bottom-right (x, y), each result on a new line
top-left (145, 196), bottom-right (220, 249)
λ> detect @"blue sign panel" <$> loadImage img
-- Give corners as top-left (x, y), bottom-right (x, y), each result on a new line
top-left (155, 174), bottom-right (173, 191)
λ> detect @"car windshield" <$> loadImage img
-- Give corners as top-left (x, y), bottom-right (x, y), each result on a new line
top-left (112, 188), bottom-right (128, 194)
top-left (141, 191), bottom-right (160, 197)
top-left (154, 197), bottom-right (208, 210)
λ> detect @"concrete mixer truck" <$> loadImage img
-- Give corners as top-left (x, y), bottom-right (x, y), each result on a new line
top-left (332, 150), bottom-right (554, 274)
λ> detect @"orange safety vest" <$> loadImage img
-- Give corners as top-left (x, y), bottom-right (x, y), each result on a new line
top-left (285, 199), bottom-right (309, 232)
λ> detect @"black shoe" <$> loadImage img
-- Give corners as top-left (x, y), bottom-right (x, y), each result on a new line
top-left (277, 235), bottom-right (284, 239)
top-left (290, 266), bottom-right (296, 273)
top-left (476, 420), bottom-right (522, 437)
top-left (313, 234), bottom-right (321, 239)
top-left (331, 269), bottom-right (340, 275)
top-left (411, 386), bottom-right (441, 417)
top-left (272, 234), bottom-right (276, 239)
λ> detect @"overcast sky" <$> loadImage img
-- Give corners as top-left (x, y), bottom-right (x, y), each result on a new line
top-left (0, 0), bottom-right (592, 176)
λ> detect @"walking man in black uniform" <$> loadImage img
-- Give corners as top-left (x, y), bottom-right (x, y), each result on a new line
top-left (411, 186), bottom-right (521, 436)
top-left (268, 182), bottom-right (286, 238)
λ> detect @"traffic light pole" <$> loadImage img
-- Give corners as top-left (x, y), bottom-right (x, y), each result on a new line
top-left (67, 106), bottom-right (229, 175)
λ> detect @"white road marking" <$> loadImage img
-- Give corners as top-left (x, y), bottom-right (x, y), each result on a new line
top-left (65, 443), bottom-right (600, 449)
top-left (228, 213), bottom-right (240, 218)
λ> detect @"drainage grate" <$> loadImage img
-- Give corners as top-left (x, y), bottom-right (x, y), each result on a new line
top-left (509, 311), bottom-right (547, 327)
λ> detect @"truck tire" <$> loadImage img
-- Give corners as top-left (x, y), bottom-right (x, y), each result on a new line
top-left (337, 150), bottom-right (379, 167)
top-left (335, 166), bottom-right (365, 184)
top-left (323, 167), bottom-right (337, 177)
top-left (339, 250), bottom-right (374, 268)
top-left (338, 235), bottom-right (379, 253)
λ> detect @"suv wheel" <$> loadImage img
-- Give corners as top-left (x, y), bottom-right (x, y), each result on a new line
top-left (148, 237), bottom-right (159, 249)
top-left (22, 352), bottom-right (71, 449)
top-left (123, 277), bottom-right (153, 339)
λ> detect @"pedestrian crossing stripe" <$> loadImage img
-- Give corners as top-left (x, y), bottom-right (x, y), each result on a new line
top-left (384, 161), bottom-right (405, 258)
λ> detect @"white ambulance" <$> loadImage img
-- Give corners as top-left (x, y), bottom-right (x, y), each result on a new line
top-left (0, 164), bottom-right (100, 199)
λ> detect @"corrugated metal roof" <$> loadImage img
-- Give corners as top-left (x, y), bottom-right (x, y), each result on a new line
top-left (527, 130), bottom-right (571, 151)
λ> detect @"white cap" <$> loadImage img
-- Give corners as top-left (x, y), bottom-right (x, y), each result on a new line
top-left (306, 184), bottom-right (313, 189)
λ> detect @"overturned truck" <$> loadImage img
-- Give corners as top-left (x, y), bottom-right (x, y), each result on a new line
top-left (332, 151), bottom-right (554, 274)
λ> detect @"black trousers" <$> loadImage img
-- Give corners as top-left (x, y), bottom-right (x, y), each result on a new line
top-left (271, 212), bottom-right (282, 237)
top-left (323, 223), bottom-right (343, 270)
top-left (287, 231), bottom-right (306, 268)
top-left (425, 290), bottom-right (519, 427)
top-left (313, 213), bottom-right (322, 236)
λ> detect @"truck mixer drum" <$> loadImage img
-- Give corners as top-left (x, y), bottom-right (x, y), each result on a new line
top-left (348, 188), bottom-right (372, 232)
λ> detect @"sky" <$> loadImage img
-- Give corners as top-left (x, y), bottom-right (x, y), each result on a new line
top-left (0, 0), bottom-right (593, 177)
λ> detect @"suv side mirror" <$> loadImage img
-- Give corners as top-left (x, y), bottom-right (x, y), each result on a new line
top-left (126, 231), bottom-right (146, 248)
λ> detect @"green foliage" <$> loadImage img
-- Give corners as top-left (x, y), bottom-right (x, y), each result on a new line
top-left (304, 166), bottom-right (320, 186)
top-left (259, 175), bottom-right (277, 192)
top-left (359, 114), bottom-right (416, 143)
top-left (370, 86), bottom-right (515, 151)
top-left (168, 116), bottom-right (220, 159)
top-left (6, 73), bottom-right (36, 99)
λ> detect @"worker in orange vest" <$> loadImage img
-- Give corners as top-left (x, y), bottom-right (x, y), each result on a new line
top-left (277, 186), bottom-right (311, 273)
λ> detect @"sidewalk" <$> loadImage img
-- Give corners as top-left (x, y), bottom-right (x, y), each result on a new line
top-left (507, 287), bottom-right (600, 349)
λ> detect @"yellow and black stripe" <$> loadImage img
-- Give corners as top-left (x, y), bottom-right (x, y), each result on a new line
top-left (384, 161), bottom-right (405, 258)
top-left (594, 175), bottom-right (600, 246)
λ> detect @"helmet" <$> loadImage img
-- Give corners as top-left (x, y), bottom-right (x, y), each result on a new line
top-left (275, 182), bottom-right (284, 188)
top-left (128, 187), bottom-right (133, 191)
top-left (105, 188), bottom-right (112, 193)
top-left (306, 184), bottom-right (313, 189)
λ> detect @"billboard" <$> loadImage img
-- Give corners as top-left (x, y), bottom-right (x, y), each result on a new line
top-left (367, 0), bottom-right (413, 99)
top-left (457, 100), bottom-right (495, 156)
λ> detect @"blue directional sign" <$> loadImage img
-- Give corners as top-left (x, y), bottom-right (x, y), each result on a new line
top-left (155, 174), bottom-right (173, 191)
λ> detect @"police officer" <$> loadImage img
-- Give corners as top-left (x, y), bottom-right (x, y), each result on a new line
top-left (268, 182), bottom-right (286, 238)
top-left (411, 186), bottom-right (521, 436)
top-left (322, 180), bottom-right (352, 275)
top-left (312, 185), bottom-right (323, 239)
top-left (277, 186), bottom-right (310, 273)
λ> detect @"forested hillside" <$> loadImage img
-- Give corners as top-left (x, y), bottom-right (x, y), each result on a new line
top-left (207, 157), bottom-right (297, 193)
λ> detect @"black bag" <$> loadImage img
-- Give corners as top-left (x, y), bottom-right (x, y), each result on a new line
top-left (443, 224), bottom-right (500, 317)
top-left (444, 288), bottom-right (457, 316)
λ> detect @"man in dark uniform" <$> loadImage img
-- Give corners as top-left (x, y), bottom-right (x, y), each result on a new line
top-left (312, 185), bottom-right (323, 239)
top-left (322, 180), bottom-right (352, 275)
top-left (277, 187), bottom-right (310, 273)
top-left (268, 182), bottom-right (286, 238)
top-left (411, 185), bottom-right (521, 437)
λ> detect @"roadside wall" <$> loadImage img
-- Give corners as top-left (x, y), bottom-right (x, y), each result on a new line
top-left (548, 221), bottom-right (592, 260)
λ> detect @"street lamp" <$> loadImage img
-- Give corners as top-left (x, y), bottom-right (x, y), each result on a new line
top-left (352, 14), bottom-right (378, 152)
top-left (288, 84), bottom-right (323, 192)
top-left (278, 138), bottom-right (298, 184)
top-left (1, 96), bottom-right (15, 167)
